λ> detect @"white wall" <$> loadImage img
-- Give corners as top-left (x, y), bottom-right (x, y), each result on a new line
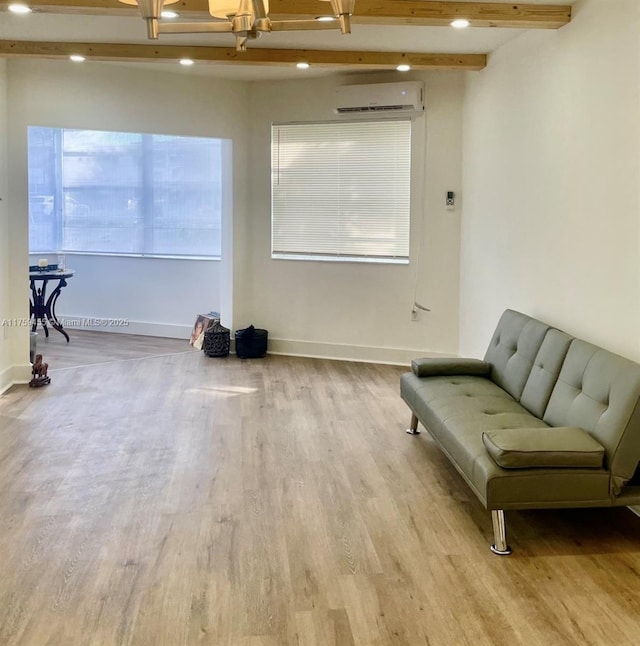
top-left (0, 59), bottom-right (11, 392)
top-left (246, 72), bottom-right (464, 364)
top-left (7, 60), bottom-right (250, 366)
top-left (5, 62), bottom-right (465, 372)
top-left (461, 0), bottom-right (640, 360)
top-left (27, 254), bottom-right (222, 337)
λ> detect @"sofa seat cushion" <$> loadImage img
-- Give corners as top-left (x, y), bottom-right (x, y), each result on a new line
top-left (400, 373), bottom-right (513, 411)
top-left (400, 373), bottom-right (536, 443)
top-left (482, 427), bottom-right (605, 469)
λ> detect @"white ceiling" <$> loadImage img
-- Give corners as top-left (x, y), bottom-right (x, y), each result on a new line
top-left (0, 1), bottom-right (573, 81)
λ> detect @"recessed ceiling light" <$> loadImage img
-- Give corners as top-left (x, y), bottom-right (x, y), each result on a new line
top-left (316, 16), bottom-right (335, 22)
top-left (8, 3), bottom-right (32, 14)
top-left (397, 64), bottom-right (411, 72)
top-left (451, 18), bottom-right (470, 29)
top-left (296, 62), bottom-right (310, 69)
top-left (161, 10), bottom-right (179, 18)
top-left (179, 58), bottom-right (194, 66)
top-left (69, 55), bottom-right (86, 63)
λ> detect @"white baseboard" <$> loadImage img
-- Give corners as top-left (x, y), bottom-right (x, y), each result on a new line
top-left (54, 321), bottom-right (453, 365)
top-left (267, 337), bottom-right (453, 366)
top-left (33, 321), bottom-right (452, 365)
top-left (0, 365), bottom-right (13, 395)
top-left (59, 316), bottom-right (191, 340)
top-left (13, 363), bottom-right (32, 383)
top-left (0, 363), bottom-right (32, 395)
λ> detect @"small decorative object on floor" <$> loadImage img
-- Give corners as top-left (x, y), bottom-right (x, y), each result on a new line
top-left (203, 320), bottom-right (231, 358)
top-left (189, 311), bottom-right (220, 351)
top-left (29, 353), bottom-right (51, 388)
top-left (235, 325), bottom-right (268, 359)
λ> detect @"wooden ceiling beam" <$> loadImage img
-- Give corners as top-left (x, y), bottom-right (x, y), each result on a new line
top-left (0, 39), bottom-right (487, 70)
top-left (1, 1), bottom-right (572, 29)
top-left (270, 1), bottom-right (572, 29)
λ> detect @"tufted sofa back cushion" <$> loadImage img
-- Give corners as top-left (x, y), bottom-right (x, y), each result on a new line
top-left (544, 339), bottom-right (640, 494)
top-left (520, 329), bottom-right (573, 418)
top-left (483, 310), bottom-right (550, 401)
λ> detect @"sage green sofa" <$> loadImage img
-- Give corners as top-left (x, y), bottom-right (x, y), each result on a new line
top-left (400, 309), bottom-right (640, 554)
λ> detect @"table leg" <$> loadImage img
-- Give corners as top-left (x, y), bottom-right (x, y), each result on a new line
top-left (37, 284), bottom-right (49, 338)
top-left (45, 278), bottom-right (69, 343)
top-left (30, 276), bottom-right (70, 342)
top-left (29, 282), bottom-right (37, 332)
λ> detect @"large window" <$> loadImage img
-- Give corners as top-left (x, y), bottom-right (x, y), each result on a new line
top-left (28, 127), bottom-right (223, 258)
top-left (271, 119), bottom-right (411, 263)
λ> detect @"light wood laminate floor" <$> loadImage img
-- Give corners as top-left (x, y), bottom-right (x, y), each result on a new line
top-left (1, 337), bottom-right (640, 645)
top-left (34, 329), bottom-right (192, 370)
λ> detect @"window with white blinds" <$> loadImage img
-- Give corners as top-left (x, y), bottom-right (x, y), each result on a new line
top-left (271, 120), bottom-right (411, 263)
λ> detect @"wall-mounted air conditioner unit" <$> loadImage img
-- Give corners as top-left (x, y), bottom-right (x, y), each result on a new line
top-left (334, 81), bottom-right (425, 116)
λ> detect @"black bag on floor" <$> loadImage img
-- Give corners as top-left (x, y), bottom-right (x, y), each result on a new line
top-left (235, 325), bottom-right (268, 358)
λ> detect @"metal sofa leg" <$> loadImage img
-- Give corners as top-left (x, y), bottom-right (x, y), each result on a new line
top-left (490, 510), bottom-right (512, 555)
top-left (406, 412), bottom-right (420, 435)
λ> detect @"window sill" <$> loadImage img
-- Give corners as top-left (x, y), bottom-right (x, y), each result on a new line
top-left (272, 253), bottom-right (409, 265)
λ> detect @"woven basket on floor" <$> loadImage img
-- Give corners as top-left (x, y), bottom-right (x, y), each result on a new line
top-left (203, 321), bottom-right (230, 357)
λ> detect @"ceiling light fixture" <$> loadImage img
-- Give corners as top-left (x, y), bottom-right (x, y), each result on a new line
top-left (161, 10), bottom-right (179, 18)
top-left (179, 58), bottom-right (195, 66)
top-left (209, 1), bottom-right (244, 18)
top-left (123, 0), bottom-right (356, 52)
top-left (316, 16), bottom-right (336, 22)
top-left (396, 64), bottom-right (411, 72)
top-left (8, 3), bottom-right (32, 14)
top-left (296, 62), bottom-right (310, 69)
top-left (118, 0), bottom-right (180, 38)
top-left (451, 18), bottom-right (470, 29)
top-left (69, 54), bottom-right (86, 62)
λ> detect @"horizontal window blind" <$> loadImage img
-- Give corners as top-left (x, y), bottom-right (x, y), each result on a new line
top-left (272, 120), bottom-right (411, 263)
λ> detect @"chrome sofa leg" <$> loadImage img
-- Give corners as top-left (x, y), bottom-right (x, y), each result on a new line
top-left (490, 510), bottom-right (512, 555)
top-left (406, 412), bottom-right (420, 435)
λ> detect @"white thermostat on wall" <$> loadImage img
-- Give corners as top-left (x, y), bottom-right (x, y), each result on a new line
top-left (446, 191), bottom-right (455, 210)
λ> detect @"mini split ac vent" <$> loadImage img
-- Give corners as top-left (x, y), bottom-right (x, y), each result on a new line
top-left (334, 81), bottom-right (425, 116)
top-left (336, 104), bottom-right (411, 114)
